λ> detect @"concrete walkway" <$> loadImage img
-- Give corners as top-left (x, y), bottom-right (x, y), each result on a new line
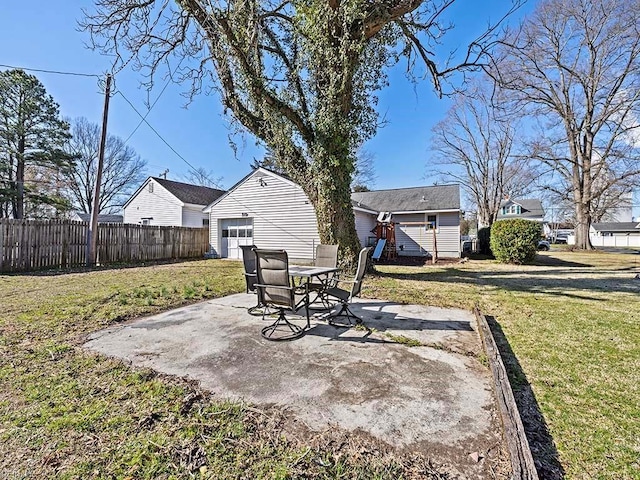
top-left (85, 293), bottom-right (504, 478)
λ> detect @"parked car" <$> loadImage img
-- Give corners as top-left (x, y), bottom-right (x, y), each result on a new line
top-left (538, 240), bottom-right (551, 251)
top-left (552, 234), bottom-right (568, 244)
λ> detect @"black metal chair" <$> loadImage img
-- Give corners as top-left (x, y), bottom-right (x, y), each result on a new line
top-left (240, 244), bottom-right (263, 315)
top-left (325, 247), bottom-right (372, 326)
top-left (254, 249), bottom-right (307, 341)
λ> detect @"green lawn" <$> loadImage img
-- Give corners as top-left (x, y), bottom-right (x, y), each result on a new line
top-left (366, 251), bottom-right (640, 480)
top-left (0, 260), bottom-right (443, 479)
top-left (1, 252), bottom-right (638, 479)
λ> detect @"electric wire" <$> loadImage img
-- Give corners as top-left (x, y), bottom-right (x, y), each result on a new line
top-left (0, 63), bottom-right (100, 78)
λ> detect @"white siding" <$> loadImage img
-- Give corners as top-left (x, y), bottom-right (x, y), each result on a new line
top-left (395, 212), bottom-right (460, 258)
top-left (589, 230), bottom-right (640, 247)
top-left (355, 210), bottom-right (377, 247)
top-left (123, 179), bottom-right (182, 226)
top-left (182, 205), bottom-right (209, 228)
top-left (209, 171), bottom-right (320, 261)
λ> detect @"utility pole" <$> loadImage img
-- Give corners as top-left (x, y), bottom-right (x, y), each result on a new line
top-left (87, 73), bottom-right (112, 267)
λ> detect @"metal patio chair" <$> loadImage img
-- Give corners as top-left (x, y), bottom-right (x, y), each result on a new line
top-left (254, 249), bottom-right (307, 341)
top-left (306, 244), bottom-right (339, 308)
top-left (240, 244), bottom-right (263, 315)
top-left (325, 247), bottom-right (372, 326)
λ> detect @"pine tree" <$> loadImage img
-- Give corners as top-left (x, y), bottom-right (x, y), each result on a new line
top-left (0, 69), bottom-right (74, 218)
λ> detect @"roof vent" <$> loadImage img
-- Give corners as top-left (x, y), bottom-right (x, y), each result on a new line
top-left (421, 195), bottom-right (426, 202)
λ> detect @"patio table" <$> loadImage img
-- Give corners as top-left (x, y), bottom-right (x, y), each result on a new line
top-left (289, 265), bottom-right (340, 328)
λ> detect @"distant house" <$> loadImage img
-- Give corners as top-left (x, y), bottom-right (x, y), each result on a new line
top-left (589, 222), bottom-right (640, 247)
top-left (204, 168), bottom-right (461, 260)
top-left (70, 212), bottom-right (123, 223)
top-left (496, 198), bottom-right (545, 223)
top-left (123, 177), bottom-right (225, 228)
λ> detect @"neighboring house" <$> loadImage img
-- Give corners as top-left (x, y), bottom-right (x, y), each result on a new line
top-left (123, 177), bottom-right (225, 228)
top-left (496, 198), bottom-right (545, 223)
top-left (204, 168), bottom-right (461, 260)
top-left (352, 185), bottom-right (461, 258)
top-left (589, 222), bottom-right (640, 247)
top-left (69, 212), bottom-right (123, 223)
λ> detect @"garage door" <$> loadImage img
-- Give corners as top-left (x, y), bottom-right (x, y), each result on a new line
top-left (221, 218), bottom-right (253, 259)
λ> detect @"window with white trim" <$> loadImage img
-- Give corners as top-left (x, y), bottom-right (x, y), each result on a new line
top-left (502, 204), bottom-right (521, 215)
top-left (426, 214), bottom-right (438, 230)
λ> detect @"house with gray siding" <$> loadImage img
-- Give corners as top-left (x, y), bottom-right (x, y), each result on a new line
top-left (352, 185), bottom-right (461, 258)
top-left (205, 168), bottom-right (461, 260)
top-left (123, 177), bottom-right (225, 228)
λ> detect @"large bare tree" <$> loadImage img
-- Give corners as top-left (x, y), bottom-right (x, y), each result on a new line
top-left (490, 0), bottom-right (640, 249)
top-left (82, 0), bottom-right (520, 266)
top-left (430, 80), bottom-right (532, 226)
top-left (64, 117), bottom-right (147, 214)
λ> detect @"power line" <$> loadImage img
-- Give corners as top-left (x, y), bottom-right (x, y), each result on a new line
top-left (115, 91), bottom-right (314, 244)
top-left (117, 58), bottom-right (184, 147)
top-left (116, 90), bottom-right (217, 187)
top-left (0, 63), bottom-right (100, 78)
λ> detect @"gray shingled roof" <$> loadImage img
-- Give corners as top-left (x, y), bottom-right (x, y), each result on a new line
top-left (497, 199), bottom-right (545, 219)
top-left (76, 213), bottom-right (123, 223)
top-left (351, 185), bottom-right (460, 212)
top-left (153, 177), bottom-right (225, 205)
top-left (592, 222), bottom-right (640, 232)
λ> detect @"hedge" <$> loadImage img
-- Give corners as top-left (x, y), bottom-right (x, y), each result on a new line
top-left (490, 219), bottom-right (541, 264)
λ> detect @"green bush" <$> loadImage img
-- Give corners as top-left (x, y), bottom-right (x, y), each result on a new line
top-left (490, 219), bottom-right (541, 264)
top-left (478, 226), bottom-right (492, 256)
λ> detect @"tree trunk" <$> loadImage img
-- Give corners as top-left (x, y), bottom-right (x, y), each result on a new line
top-left (14, 136), bottom-right (25, 219)
top-left (574, 201), bottom-right (593, 249)
top-left (304, 148), bottom-right (361, 271)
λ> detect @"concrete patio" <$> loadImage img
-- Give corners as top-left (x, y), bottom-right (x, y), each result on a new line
top-left (84, 293), bottom-right (506, 478)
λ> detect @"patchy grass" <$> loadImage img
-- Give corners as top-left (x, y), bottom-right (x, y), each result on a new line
top-left (0, 260), bottom-right (447, 479)
top-left (365, 251), bottom-right (640, 480)
top-left (384, 333), bottom-right (424, 347)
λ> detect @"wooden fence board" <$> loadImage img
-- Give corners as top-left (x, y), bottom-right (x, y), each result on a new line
top-left (0, 219), bottom-right (209, 272)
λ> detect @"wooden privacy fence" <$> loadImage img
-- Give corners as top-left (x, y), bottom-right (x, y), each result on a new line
top-left (0, 219), bottom-right (210, 272)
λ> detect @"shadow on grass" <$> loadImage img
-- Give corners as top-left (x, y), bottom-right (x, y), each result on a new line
top-left (0, 257), bottom-right (230, 277)
top-left (529, 255), bottom-right (590, 268)
top-left (487, 315), bottom-right (565, 480)
top-left (374, 265), bottom-right (640, 298)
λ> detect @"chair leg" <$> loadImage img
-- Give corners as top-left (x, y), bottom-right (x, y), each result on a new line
top-left (327, 301), bottom-right (363, 326)
top-left (248, 301), bottom-right (270, 316)
top-left (261, 308), bottom-right (305, 341)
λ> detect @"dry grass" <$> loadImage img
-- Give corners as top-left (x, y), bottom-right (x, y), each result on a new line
top-left (365, 250), bottom-right (640, 480)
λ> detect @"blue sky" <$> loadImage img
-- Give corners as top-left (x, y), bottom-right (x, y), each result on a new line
top-left (0, 1), bottom-right (536, 191)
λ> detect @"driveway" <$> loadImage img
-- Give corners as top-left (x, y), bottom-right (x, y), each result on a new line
top-left (85, 293), bottom-right (506, 479)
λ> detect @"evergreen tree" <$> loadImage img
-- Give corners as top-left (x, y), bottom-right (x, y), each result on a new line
top-left (0, 69), bottom-right (73, 218)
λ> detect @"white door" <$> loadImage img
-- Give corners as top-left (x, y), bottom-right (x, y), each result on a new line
top-left (221, 218), bottom-right (253, 259)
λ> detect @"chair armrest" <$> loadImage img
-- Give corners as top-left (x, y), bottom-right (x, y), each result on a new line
top-left (254, 283), bottom-right (296, 292)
